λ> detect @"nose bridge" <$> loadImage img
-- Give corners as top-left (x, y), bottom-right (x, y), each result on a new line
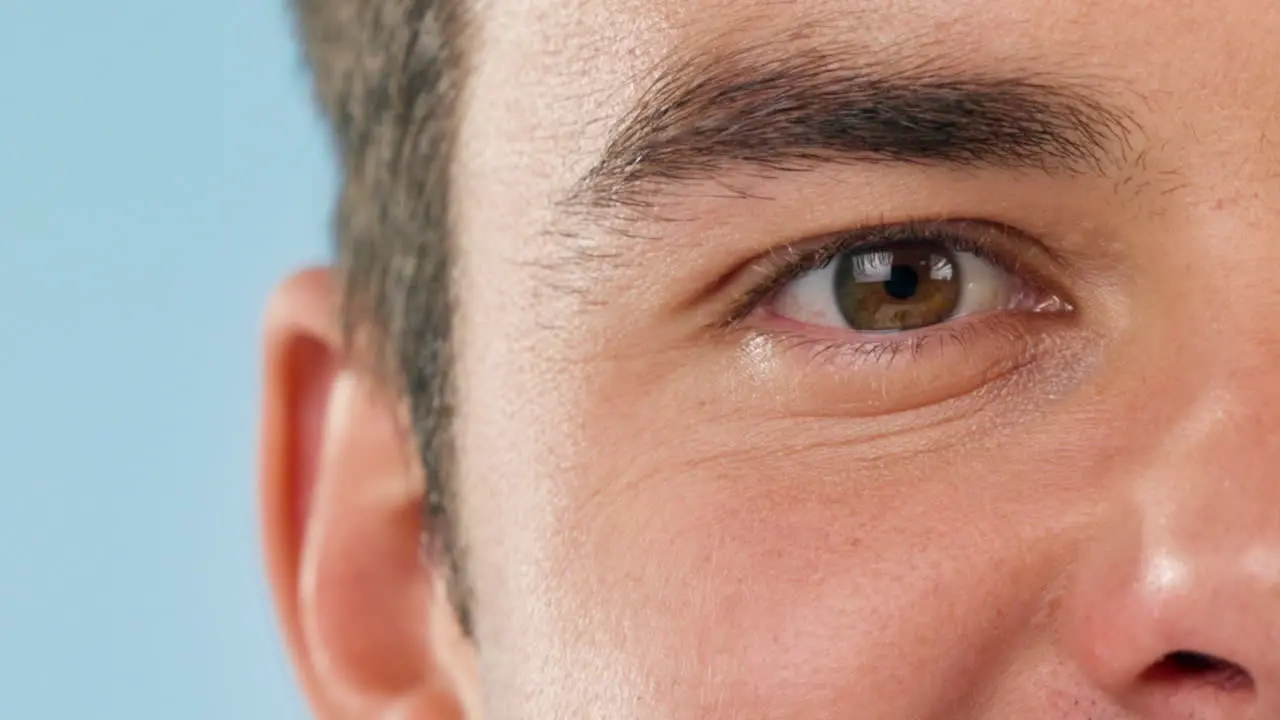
top-left (1133, 407), bottom-right (1280, 639)
top-left (1156, 365), bottom-right (1280, 481)
top-left (1145, 185), bottom-right (1280, 474)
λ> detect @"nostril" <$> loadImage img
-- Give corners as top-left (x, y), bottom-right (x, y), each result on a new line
top-left (1166, 651), bottom-right (1226, 674)
top-left (1141, 651), bottom-right (1254, 693)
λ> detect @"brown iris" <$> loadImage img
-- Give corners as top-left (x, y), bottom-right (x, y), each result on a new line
top-left (833, 243), bottom-right (961, 331)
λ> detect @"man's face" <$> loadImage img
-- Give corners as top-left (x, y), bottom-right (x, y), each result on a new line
top-left (264, 0), bottom-right (1280, 717)
top-left (447, 0), bottom-right (1280, 717)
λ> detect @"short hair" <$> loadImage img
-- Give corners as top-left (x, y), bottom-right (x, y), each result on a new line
top-left (291, 0), bottom-right (471, 628)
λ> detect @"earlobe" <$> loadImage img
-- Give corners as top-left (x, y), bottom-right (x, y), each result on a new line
top-left (259, 268), bottom-right (471, 719)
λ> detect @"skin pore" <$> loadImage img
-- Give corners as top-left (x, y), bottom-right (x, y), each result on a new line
top-left (261, 1), bottom-right (1280, 718)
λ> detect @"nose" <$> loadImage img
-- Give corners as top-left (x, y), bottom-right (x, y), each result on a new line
top-left (1060, 378), bottom-right (1280, 719)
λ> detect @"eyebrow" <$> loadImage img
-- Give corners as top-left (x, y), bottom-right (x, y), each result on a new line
top-left (566, 46), bottom-right (1138, 212)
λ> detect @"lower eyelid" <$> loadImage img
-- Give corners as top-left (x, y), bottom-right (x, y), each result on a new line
top-left (751, 283), bottom-right (1068, 356)
top-left (730, 316), bottom-right (1036, 417)
top-left (733, 309), bottom-right (1072, 417)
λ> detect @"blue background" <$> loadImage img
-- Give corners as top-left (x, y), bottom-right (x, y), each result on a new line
top-left (0, 2), bottom-right (327, 717)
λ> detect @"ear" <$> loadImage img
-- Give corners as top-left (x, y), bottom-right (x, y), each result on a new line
top-left (258, 268), bottom-right (477, 719)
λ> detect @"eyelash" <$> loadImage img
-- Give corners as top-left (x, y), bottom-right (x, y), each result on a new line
top-left (722, 219), bottom-right (1059, 366)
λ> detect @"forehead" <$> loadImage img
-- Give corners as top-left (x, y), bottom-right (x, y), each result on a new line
top-left (451, 0), bottom-right (1274, 243)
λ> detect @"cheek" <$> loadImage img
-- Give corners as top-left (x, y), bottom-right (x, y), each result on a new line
top-left (523, 408), bottom-right (1115, 720)
top-left (457, 278), bottom-right (1145, 718)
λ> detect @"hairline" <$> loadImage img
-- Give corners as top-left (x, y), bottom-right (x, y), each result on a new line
top-left (293, 0), bottom-right (475, 631)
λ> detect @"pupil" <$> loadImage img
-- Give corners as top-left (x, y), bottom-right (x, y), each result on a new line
top-left (884, 264), bottom-right (919, 300)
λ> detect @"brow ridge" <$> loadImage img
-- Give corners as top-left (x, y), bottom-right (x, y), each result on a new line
top-left (567, 47), bottom-right (1137, 212)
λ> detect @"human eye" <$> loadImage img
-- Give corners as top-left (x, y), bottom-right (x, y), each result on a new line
top-left (764, 221), bottom-right (1068, 336)
top-left (720, 219), bottom-right (1078, 412)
